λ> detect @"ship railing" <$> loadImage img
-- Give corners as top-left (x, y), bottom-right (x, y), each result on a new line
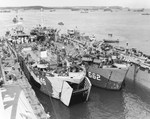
top-left (74, 76), bottom-right (91, 101)
top-left (0, 55), bottom-right (8, 84)
top-left (6, 41), bottom-right (18, 59)
top-left (72, 77), bottom-right (91, 93)
top-left (84, 77), bottom-right (91, 90)
top-left (140, 62), bottom-right (150, 68)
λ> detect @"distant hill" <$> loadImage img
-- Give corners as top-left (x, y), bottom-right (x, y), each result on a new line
top-left (0, 6), bottom-right (148, 11)
top-left (0, 6), bottom-right (123, 10)
top-left (108, 6), bottom-right (123, 10)
top-left (0, 6), bottom-right (55, 10)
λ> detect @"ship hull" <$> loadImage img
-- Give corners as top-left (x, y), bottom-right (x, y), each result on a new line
top-left (18, 54), bottom-right (91, 106)
top-left (39, 75), bottom-right (91, 106)
top-left (86, 64), bottom-right (128, 90)
top-left (126, 63), bottom-right (150, 89)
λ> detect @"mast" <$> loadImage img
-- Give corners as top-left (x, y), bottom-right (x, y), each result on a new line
top-left (40, 8), bottom-right (44, 27)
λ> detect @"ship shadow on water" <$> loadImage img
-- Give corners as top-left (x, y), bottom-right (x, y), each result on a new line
top-left (88, 87), bottom-right (125, 119)
top-left (125, 77), bottom-right (150, 105)
top-left (32, 85), bottom-right (58, 119)
top-left (123, 77), bottom-right (150, 119)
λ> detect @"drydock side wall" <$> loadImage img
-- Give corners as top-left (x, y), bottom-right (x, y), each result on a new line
top-left (0, 90), bottom-right (8, 119)
top-left (1, 85), bottom-right (37, 119)
top-left (7, 43), bottom-right (47, 119)
top-left (126, 64), bottom-right (150, 89)
top-left (18, 55), bottom-right (41, 89)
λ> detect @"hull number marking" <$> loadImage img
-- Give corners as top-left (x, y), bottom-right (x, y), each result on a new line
top-left (88, 72), bottom-right (101, 81)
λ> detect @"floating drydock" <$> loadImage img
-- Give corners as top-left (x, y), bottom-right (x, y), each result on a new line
top-left (122, 52), bottom-right (150, 89)
top-left (5, 22), bottom-right (150, 92)
top-left (104, 39), bottom-right (150, 89)
top-left (0, 40), bottom-right (48, 119)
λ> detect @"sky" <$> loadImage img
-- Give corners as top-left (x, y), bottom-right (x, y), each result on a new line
top-left (0, 0), bottom-right (150, 8)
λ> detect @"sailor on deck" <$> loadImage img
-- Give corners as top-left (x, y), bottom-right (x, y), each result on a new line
top-left (61, 46), bottom-right (67, 57)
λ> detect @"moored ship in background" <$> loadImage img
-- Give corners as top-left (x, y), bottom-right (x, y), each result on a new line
top-left (80, 9), bottom-right (88, 13)
top-left (49, 9), bottom-right (55, 12)
top-left (12, 15), bottom-right (23, 24)
top-left (141, 13), bottom-right (150, 15)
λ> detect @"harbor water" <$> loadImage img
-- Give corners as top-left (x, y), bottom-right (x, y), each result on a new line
top-left (1, 9), bottom-right (150, 119)
top-left (33, 80), bottom-right (150, 119)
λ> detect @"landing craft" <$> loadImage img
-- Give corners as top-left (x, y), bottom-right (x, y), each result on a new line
top-left (82, 55), bottom-right (129, 90)
top-left (81, 36), bottom-right (129, 90)
top-left (12, 16), bottom-right (23, 24)
top-left (133, 8), bottom-right (144, 12)
top-left (63, 29), bottom-right (129, 90)
top-left (59, 28), bottom-right (129, 90)
top-left (18, 44), bottom-right (91, 106)
top-left (7, 25), bottom-right (92, 106)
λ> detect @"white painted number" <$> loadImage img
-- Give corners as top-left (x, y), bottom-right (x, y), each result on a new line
top-left (88, 72), bottom-right (101, 81)
top-left (97, 74), bottom-right (101, 80)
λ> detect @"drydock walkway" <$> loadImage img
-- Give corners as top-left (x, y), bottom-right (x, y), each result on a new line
top-left (0, 41), bottom-right (49, 119)
top-left (0, 63), bottom-right (48, 119)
